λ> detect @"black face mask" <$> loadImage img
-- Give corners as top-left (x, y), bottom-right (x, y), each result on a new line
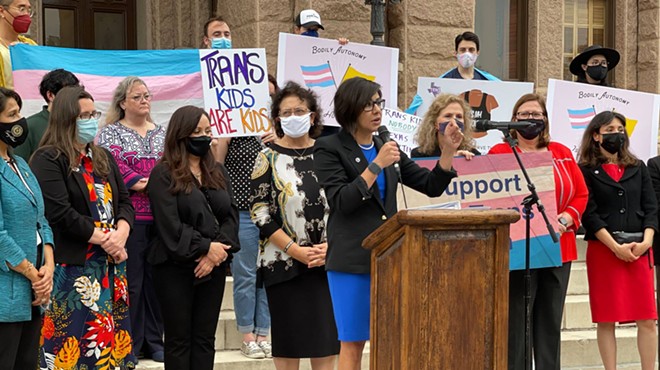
top-left (586, 65), bottom-right (608, 81)
top-left (0, 117), bottom-right (28, 148)
top-left (515, 119), bottom-right (545, 140)
top-left (186, 136), bottom-right (212, 157)
top-left (600, 132), bottom-right (625, 154)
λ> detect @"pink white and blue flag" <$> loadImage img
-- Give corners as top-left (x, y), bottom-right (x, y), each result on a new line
top-left (10, 44), bottom-right (204, 126)
top-left (567, 107), bottom-right (596, 129)
top-left (300, 63), bottom-right (335, 88)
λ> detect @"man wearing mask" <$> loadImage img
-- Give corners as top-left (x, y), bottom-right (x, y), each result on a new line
top-left (202, 15), bottom-right (232, 49)
top-left (569, 45), bottom-right (619, 86)
top-left (405, 31), bottom-right (499, 115)
top-left (14, 68), bottom-right (79, 161)
top-left (0, 0), bottom-right (36, 89)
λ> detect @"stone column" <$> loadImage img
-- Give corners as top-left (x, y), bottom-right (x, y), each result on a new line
top-left (637, 0), bottom-right (660, 94)
top-left (614, 1), bottom-right (639, 90)
top-left (148, 0), bottom-right (211, 49)
top-left (526, 0), bottom-right (563, 97)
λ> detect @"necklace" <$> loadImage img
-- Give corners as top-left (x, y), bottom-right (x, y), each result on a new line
top-left (358, 142), bottom-right (374, 150)
top-left (281, 138), bottom-right (312, 158)
top-left (291, 147), bottom-right (309, 158)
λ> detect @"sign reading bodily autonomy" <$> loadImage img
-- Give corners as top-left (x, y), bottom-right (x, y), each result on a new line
top-left (414, 152), bottom-right (561, 270)
top-left (547, 79), bottom-right (660, 161)
top-left (414, 78), bottom-right (534, 153)
top-left (199, 48), bottom-right (271, 137)
top-left (277, 33), bottom-right (399, 127)
top-left (11, 44), bottom-right (204, 128)
top-left (381, 108), bottom-right (421, 156)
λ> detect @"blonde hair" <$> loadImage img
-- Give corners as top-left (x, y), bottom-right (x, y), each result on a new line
top-left (414, 94), bottom-right (475, 155)
top-left (104, 76), bottom-right (153, 126)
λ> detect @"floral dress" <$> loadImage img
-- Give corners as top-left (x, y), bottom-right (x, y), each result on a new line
top-left (40, 153), bottom-right (135, 370)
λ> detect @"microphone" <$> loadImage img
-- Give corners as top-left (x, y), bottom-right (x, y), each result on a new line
top-left (474, 120), bottom-right (533, 132)
top-left (377, 126), bottom-right (401, 176)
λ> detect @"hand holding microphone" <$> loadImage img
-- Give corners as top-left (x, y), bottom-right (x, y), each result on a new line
top-left (373, 141), bottom-right (400, 169)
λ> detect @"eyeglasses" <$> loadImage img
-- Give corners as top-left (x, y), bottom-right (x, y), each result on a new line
top-left (279, 108), bottom-right (309, 118)
top-left (129, 94), bottom-right (152, 102)
top-left (4, 5), bottom-right (34, 18)
top-left (364, 98), bottom-right (385, 112)
top-left (587, 61), bottom-right (608, 67)
top-left (516, 111), bottom-right (545, 120)
top-left (79, 111), bottom-right (102, 120)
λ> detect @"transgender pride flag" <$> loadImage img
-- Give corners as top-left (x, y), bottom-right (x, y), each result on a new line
top-left (567, 107), bottom-right (596, 129)
top-left (11, 44), bottom-right (203, 126)
top-left (300, 63), bottom-right (335, 89)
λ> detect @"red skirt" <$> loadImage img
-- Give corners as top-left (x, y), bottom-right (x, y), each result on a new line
top-left (586, 240), bottom-right (657, 323)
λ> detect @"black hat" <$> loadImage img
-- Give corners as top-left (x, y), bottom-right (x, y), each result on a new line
top-left (295, 9), bottom-right (324, 30)
top-left (569, 45), bottom-right (620, 77)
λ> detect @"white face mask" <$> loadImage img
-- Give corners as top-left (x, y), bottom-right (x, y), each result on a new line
top-left (280, 113), bottom-right (312, 138)
top-left (457, 52), bottom-right (478, 68)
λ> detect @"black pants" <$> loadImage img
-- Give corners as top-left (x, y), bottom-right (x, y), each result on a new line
top-left (0, 307), bottom-right (41, 370)
top-left (508, 262), bottom-right (571, 370)
top-left (126, 224), bottom-right (164, 357)
top-left (153, 261), bottom-right (227, 370)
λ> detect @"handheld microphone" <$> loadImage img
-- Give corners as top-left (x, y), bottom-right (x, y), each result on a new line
top-left (376, 126), bottom-right (401, 176)
top-left (474, 120), bottom-right (533, 132)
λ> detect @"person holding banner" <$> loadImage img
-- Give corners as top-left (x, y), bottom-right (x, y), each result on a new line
top-left (250, 81), bottom-right (339, 369)
top-left (31, 86), bottom-right (136, 369)
top-left (147, 105), bottom-right (239, 370)
top-left (314, 77), bottom-right (461, 370)
top-left (0, 0), bottom-right (36, 89)
top-left (97, 76), bottom-right (165, 363)
top-left (569, 45), bottom-right (620, 86)
top-left (488, 93), bottom-right (588, 370)
top-left (411, 93), bottom-right (479, 158)
top-left (0, 87), bottom-right (54, 370)
top-left (578, 111), bottom-right (657, 370)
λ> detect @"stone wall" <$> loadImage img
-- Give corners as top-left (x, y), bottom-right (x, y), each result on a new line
top-left (147, 0), bottom-right (211, 49)
top-left (637, 0), bottom-right (660, 94)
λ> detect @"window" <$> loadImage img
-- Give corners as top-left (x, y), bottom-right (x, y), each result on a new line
top-left (562, 0), bottom-right (610, 80)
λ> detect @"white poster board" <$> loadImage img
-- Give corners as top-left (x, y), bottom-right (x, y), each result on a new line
top-left (381, 108), bottom-right (421, 156)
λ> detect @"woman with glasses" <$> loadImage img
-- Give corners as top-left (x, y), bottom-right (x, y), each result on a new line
top-left (569, 45), bottom-right (620, 86)
top-left (97, 76), bottom-right (166, 363)
top-left (0, 0), bottom-right (36, 88)
top-left (249, 81), bottom-right (338, 369)
top-left (488, 93), bottom-right (588, 370)
top-left (31, 86), bottom-right (136, 369)
top-left (313, 77), bottom-right (462, 370)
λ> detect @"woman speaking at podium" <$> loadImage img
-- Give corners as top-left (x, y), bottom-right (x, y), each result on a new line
top-left (313, 77), bottom-right (462, 370)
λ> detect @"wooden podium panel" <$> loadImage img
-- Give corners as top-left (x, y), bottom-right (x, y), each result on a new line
top-left (363, 209), bottom-right (520, 370)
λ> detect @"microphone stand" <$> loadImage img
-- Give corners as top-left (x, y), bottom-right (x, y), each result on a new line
top-left (501, 129), bottom-right (559, 370)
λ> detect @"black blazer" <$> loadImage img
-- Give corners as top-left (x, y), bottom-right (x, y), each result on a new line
top-left (147, 162), bottom-right (239, 266)
top-left (645, 156), bottom-right (660, 265)
top-left (580, 162), bottom-right (658, 242)
top-left (30, 146), bottom-right (135, 265)
top-left (313, 130), bottom-right (457, 274)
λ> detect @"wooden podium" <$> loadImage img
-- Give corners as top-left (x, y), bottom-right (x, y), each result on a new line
top-left (362, 209), bottom-right (520, 370)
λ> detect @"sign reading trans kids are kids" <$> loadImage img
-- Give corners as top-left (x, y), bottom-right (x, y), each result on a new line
top-left (277, 33), bottom-right (399, 127)
top-left (547, 79), bottom-right (660, 161)
top-left (199, 48), bottom-right (272, 137)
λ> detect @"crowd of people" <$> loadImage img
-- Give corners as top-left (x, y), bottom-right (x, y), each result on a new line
top-left (0, 1), bottom-right (658, 370)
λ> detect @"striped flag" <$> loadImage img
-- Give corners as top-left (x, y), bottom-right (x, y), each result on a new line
top-left (300, 63), bottom-right (335, 88)
top-left (566, 107), bottom-right (596, 129)
top-left (11, 44), bottom-right (203, 126)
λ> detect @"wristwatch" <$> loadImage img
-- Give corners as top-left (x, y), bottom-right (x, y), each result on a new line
top-left (368, 162), bottom-right (382, 175)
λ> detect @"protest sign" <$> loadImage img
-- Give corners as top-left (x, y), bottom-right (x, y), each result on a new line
top-left (414, 78), bottom-right (534, 153)
top-left (547, 79), bottom-right (660, 161)
top-left (277, 33), bottom-right (399, 127)
top-left (381, 108), bottom-right (421, 156)
top-left (412, 152), bottom-right (561, 270)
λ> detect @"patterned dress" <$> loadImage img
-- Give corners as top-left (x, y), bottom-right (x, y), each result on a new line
top-left (40, 153), bottom-right (135, 370)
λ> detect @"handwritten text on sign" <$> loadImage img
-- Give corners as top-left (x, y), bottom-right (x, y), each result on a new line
top-left (380, 108), bottom-right (421, 156)
top-left (199, 49), bottom-right (272, 137)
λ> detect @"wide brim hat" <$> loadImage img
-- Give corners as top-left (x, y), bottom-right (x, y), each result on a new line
top-left (569, 45), bottom-right (620, 77)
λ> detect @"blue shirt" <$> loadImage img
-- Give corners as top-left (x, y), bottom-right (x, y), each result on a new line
top-left (361, 145), bottom-right (386, 202)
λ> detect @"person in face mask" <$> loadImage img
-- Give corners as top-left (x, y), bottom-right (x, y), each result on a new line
top-left (201, 15), bottom-right (232, 49)
top-left (488, 93), bottom-right (588, 370)
top-left (577, 110), bottom-right (658, 370)
top-left (569, 45), bottom-right (620, 86)
top-left (0, 0), bottom-right (37, 89)
top-left (249, 81), bottom-right (341, 369)
top-left (30, 86), bottom-right (137, 369)
top-left (146, 105), bottom-right (239, 369)
top-left (293, 9), bottom-right (349, 47)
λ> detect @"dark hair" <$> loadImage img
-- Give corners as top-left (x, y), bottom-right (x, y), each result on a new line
top-left (39, 86), bottom-right (111, 177)
top-left (268, 74), bottom-right (280, 95)
top-left (203, 16), bottom-right (227, 38)
top-left (270, 81), bottom-right (323, 138)
top-left (39, 69), bottom-right (80, 104)
top-left (333, 77), bottom-right (381, 133)
top-left (577, 111), bottom-right (638, 168)
top-left (161, 105), bottom-right (226, 194)
top-left (0, 87), bottom-right (22, 113)
top-left (455, 31), bottom-right (480, 51)
top-left (508, 93), bottom-right (551, 148)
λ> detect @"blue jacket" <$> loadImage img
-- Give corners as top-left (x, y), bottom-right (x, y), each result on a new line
top-left (0, 156), bottom-right (54, 322)
top-left (404, 67), bottom-right (500, 115)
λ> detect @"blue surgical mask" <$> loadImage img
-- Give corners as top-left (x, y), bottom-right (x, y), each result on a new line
top-left (211, 37), bottom-right (232, 49)
top-left (301, 29), bottom-right (319, 38)
top-left (76, 118), bottom-right (99, 144)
